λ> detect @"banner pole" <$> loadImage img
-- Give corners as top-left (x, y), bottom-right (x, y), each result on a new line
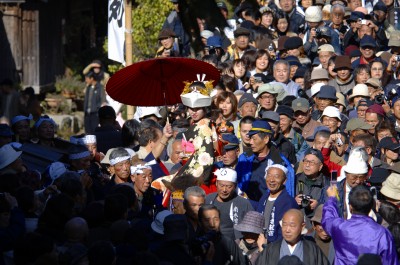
top-left (125, 0), bottom-right (134, 120)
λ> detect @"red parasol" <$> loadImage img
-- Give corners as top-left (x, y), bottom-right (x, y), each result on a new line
top-left (105, 57), bottom-right (220, 106)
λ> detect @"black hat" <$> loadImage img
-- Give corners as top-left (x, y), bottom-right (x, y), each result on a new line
top-left (217, 1), bottom-right (228, 10)
top-left (360, 35), bottom-right (377, 48)
top-left (238, 93), bottom-right (258, 108)
top-left (379, 136), bottom-right (400, 151)
top-left (293, 66), bottom-right (307, 81)
top-left (284, 36), bottom-right (303, 50)
top-left (373, 1), bottom-right (387, 13)
top-left (240, 20), bottom-right (255, 30)
top-left (163, 214), bottom-right (188, 241)
top-left (98, 106), bottom-right (116, 119)
top-left (253, 73), bottom-right (268, 83)
top-left (285, 56), bottom-right (302, 67)
top-left (317, 85), bottom-right (338, 100)
top-left (276, 105), bottom-right (294, 119)
top-left (347, 11), bottom-right (365, 23)
top-left (234, 27), bottom-right (251, 38)
top-left (222, 134), bottom-right (240, 150)
top-left (304, 148), bottom-right (324, 163)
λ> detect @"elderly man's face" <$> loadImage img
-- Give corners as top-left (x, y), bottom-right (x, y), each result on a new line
top-left (265, 167), bottom-right (286, 195)
top-left (132, 168), bottom-right (152, 194)
top-left (222, 148), bottom-right (239, 167)
top-left (216, 180), bottom-right (236, 201)
top-left (274, 63), bottom-right (290, 83)
top-left (345, 172), bottom-right (367, 188)
top-left (250, 133), bottom-right (269, 153)
top-left (303, 154), bottom-right (323, 177)
top-left (113, 159), bottom-right (131, 181)
top-left (235, 35), bottom-right (249, 50)
top-left (365, 112), bottom-right (380, 134)
top-left (322, 116), bottom-right (341, 133)
top-left (313, 221), bottom-right (331, 241)
top-left (319, 51), bottom-right (333, 69)
top-left (331, 7), bottom-right (344, 25)
top-left (170, 141), bottom-right (183, 164)
top-left (184, 195), bottom-right (205, 221)
top-left (258, 92), bottom-right (276, 110)
top-left (240, 102), bottom-right (257, 117)
top-left (281, 210), bottom-right (305, 245)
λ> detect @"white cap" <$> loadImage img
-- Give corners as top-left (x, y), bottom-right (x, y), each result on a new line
top-left (349, 84), bottom-right (369, 99)
top-left (214, 168), bottom-right (237, 183)
top-left (318, 44), bottom-right (335, 53)
top-left (265, 164), bottom-right (288, 176)
top-left (321, 106), bottom-right (342, 121)
top-left (310, 83), bottom-right (324, 97)
top-left (200, 30), bottom-right (214, 39)
top-left (305, 6), bottom-right (322, 22)
top-left (83, 135), bottom-right (97, 144)
top-left (48, 162), bottom-right (67, 182)
top-left (342, 148), bottom-right (368, 174)
top-left (138, 107), bottom-right (162, 119)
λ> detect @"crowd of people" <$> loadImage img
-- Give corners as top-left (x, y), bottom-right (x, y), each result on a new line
top-left (1, 0), bottom-right (400, 264)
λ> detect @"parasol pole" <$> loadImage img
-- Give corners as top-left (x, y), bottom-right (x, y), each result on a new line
top-left (125, 0), bottom-right (134, 120)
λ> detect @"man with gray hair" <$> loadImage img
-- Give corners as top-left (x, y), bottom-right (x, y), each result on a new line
top-left (271, 60), bottom-right (300, 97)
top-left (183, 186), bottom-right (206, 240)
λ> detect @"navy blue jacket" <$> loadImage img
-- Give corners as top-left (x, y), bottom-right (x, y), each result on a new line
top-left (256, 189), bottom-right (298, 243)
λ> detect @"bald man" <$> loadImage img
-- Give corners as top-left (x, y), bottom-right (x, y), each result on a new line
top-left (256, 209), bottom-right (329, 265)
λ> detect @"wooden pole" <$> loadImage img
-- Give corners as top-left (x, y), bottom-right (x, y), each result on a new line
top-left (125, 0), bottom-right (134, 120)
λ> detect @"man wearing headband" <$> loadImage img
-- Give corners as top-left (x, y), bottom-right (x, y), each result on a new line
top-left (104, 148), bottom-right (132, 194)
top-left (130, 159), bottom-right (162, 216)
top-left (255, 164), bottom-right (298, 244)
top-left (237, 120), bottom-right (295, 202)
top-left (205, 168), bottom-right (253, 241)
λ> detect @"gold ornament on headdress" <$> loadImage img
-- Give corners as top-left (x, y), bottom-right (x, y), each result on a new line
top-left (181, 74), bottom-right (214, 96)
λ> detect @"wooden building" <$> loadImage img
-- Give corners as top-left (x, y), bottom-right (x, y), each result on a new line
top-left (0, 0), bottom-right (108, 94)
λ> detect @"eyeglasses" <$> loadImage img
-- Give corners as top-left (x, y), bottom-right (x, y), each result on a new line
top-left (303, 159), bottom-right (321, 166)
top-left (260, 94), bottom-right (275, 100)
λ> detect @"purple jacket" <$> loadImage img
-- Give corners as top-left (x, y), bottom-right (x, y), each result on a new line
top-left (322, 197), bottom-right (399, 265)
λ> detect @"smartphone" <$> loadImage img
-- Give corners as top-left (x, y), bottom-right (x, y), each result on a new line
top-left (331, 170), bottom-right (338, 185)
top-left (370, 187), bottom-right (378, 201)
top-left (361, 19), bottom-right (367, 25)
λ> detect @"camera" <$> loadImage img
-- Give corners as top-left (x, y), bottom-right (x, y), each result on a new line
top-left (375, 88), bottom-right (398, 105)
top-left (268, 43), bottom-right (274, 52)
top-left (339, 25), bottom-right (348, 34)
top-left (336, 136), bottom-right (343, 147)
top-left (395, 55), bottom-right (400, 62)
top-left (208, 48), bottom-right (217, 55)
top-left (191, 230), bottom-right (218, 256)
top-left (297, 88), bottom-right (309, 100)
top-left (374, 94), bottom-right (385, 105)
top-left (300, 194), bottom-right (313, 209)
top-left (315, 28), bottom-right (322, 38)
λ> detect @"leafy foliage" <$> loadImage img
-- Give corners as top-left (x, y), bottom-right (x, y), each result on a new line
top-left (132, 0), bottom-right (174, 60)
